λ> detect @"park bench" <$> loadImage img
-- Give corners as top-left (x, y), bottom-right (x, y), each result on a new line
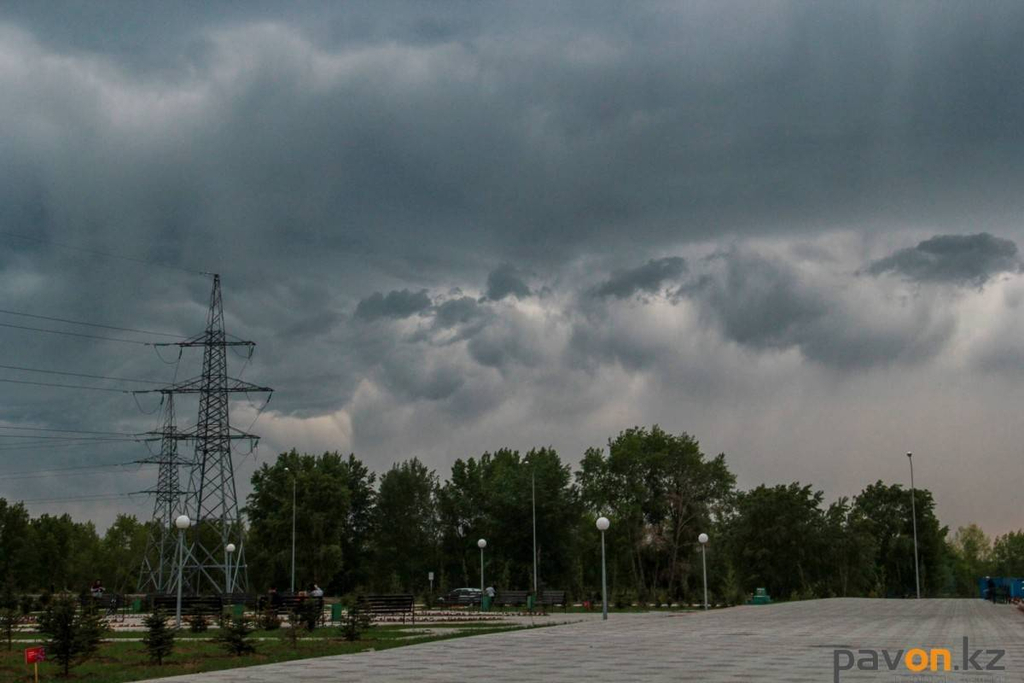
top-left (81, 593), bottom-right (126, 620)
top-left (150, 594), bottom-right (224, 616)
top-left (537, 590), bottom-right (568, 611)
top-left (494, 590), bottom-right (529, 609)
top-left (357, 593), bottom-right (415, 623)
top-left (256, 594), bottom-right (326, 625)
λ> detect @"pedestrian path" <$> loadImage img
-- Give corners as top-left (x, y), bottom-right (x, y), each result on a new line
top-left (138, 599), bottom-right (1024, 682)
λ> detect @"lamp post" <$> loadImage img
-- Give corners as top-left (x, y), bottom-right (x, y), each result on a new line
top-left (698, 533), bottom-right (709, 610)
top-left (284, 466), bottom-right (296, 593)
top-left (596, 516), bottom-right (610, 621)
top-left (907, 452), bottom-right (921, 599)
top-left (532, 464), bottom-right (538, 597)
top-left (225, 543), bottom-right (236, 595)
top-left (477, 539), bottom-right (487, 606)
top-left (174, 514), bottom-right (190, 629)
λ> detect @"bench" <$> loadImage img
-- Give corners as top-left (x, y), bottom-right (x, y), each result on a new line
top-left (150, 594), bottom-right (223, 616)
top-left (494, 590), bottom-right (529, 609)
top-left (256, 595), bottom-right (326, 626)
top-left (357, 594), bottom-right (415, 623)
top-left (81, 593), bottom-right (126, 620)
top-left (537, 590), bottom-right (567, 611)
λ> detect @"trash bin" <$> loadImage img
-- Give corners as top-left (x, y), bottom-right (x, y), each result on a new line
top-left (232, 603), bottom-right (244, 618)
top-left (527, 594), bottom-right (535, 611)
top-left (331, 603), bottom-right (343, 623)
top-left (481, 595), bottom-right (492, 612)
top-left (131, 598), bottom-right (142, 613)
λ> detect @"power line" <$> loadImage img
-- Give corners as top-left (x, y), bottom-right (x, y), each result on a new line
top-left (0, 363), bottom-right (164, 385)
top-left (3, 464), bottom-right (155, 481)
top-left (0, 230), bottom-right (210, 276)
top-left (0, 308), bottom-right (185, 339)
top-left (0, 377), bottom-right (135, 393)
top-left (0, 433), bottom-right (138, 441)
top-left (0, 438), bottom-right (137, 452)
top-left (0, 425), bottom-right (139, 437)
top-left (0, 321), bottom-right (155, 345)
top-left (15, 493), bottom-right (141, 504)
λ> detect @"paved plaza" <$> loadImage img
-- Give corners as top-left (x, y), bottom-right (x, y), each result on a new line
top-left (142, 599), bottom-right (1024, 682)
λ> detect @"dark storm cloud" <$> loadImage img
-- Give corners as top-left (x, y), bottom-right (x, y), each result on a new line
top-left (593, 257), bottom-right (687, 299)
top-left (867, 233), bottom-right (1020, 285)
top-left (354, 289), bottom-right (432, 321)
top-left (485, 263), bottom-right (531, 300)
top-left (687, 249), bottom-right (955, 369)
top-left (2, 2), bottom-right (1024, 534)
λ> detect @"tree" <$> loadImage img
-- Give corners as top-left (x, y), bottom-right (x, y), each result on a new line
top-left (215, 616), bottom-right (256, 656)
top-left (950, 524), bottom-right (992, 596)
top-left (37, 595), bottom-right (109, 675)
top-left (246, 451), bottom-right (366, 592)
top-left (187, 605), bottom-right (209, 633)
top-left (851, 481), bottom-right (947, 597)
top-left (371, 458), bottom-right (440, 593)
top-left (990, 531), bottom-right (1024, 576)
top-left (141, 610), bottom-right (174, 665)
top-left (338, 600), bottom-right (372, 641)
top-left (724, 483), bottom-right (827, 600)
top-left (577, 426), bottom-right (735, 601)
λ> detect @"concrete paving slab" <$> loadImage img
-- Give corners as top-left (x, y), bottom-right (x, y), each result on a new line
top-left (137, 599), bottom-right (1024, 682)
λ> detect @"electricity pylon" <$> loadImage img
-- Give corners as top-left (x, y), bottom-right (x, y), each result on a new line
top-left (136, 394), bottom-right (188, 593)
top-left (138, 274), bottom-right (272, 594)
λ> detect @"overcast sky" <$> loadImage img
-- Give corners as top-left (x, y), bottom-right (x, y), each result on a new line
top-left (1, 1), bottom-right (1023, 536)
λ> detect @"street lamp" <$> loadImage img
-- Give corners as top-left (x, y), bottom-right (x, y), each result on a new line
top-left (907, 452), bottom-right (921, 599)
top-left (698, 533), bottom-right (709, 610)
top-left (174, 514), bottom-right (190, 629)
top-left (525, 455), bottom-right (538, 598)
top-left (225, 543), bottom-right (236, 595)
top-left (596, 517), bottom-right (610, 621)
top-left (284, 466), bottom-right (296, 594)
top-left (477, 538), bottom-right (487, 596)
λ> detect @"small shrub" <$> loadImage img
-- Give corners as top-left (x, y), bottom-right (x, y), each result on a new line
top-left (0, 609), bottom-right (21, 651)
top-left (37, 595), bottom-right (109, 676)
top-left (215, 616), bottom-right (256, 656)
top-left (258, 604), bottom-right (281, 631)
top-left (141, 610), bottom-right (175, 665)
top-left (187, 606), bottom-right (209, 633)
top-left (295, 600), bottom-right (320, 632)
top-left (338, 600), bottom-right (373, 642)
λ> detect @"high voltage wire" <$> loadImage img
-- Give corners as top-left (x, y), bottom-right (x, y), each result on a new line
top-left (0, 321), bottom-right (155, 345)
top-left (16, 493), bottom-right (142, 504)
top-left (0, 363), bottom-right (164, 385)
top-left (0, 230), bottom-right (210, 276)
top-left (0, 434), bottom-right (138, 441)
top-left (0, 308), bottom-right (185, 339)
top-left (0, 439), bottom-right (137, 452)
top-left (3, 461), bottom-right (149, 476)
top-left (0, 425), bottom-right (139, 437)
top-left (3, 464), bottom-right (155, 481)
top-left (0, 377), bottom-right (135, 393)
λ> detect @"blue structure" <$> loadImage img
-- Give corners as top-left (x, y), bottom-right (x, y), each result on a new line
top-left (978, 576), bottom-right (1024, 600)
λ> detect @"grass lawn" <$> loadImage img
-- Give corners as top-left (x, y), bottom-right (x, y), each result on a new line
top-left (0, 623), bottom-right (529, 682)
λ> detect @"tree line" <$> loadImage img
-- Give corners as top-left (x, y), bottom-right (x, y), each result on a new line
top-left (0, 426), bottom-right (1015, 603)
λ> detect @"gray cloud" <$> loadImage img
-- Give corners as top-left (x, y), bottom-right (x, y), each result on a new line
top-left (354, 289), bottom-right (432, 321)
top-left (485, 263), bottom-right (531, 300)
top-left (2, 3), bottom-right (1024, 536)
top-left (594, 257), bottom-right (686, 298)
top-left (868, 233), bottom-right (1020, 285)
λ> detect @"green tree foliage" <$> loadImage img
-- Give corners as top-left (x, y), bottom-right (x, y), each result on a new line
top-left (577, 426), bottom-right (734, 601)
top-left (990, 531), bottom-right (1024, 576)
top-left (950, 524), bottom-right (992, 596)
top-left (372, 458), bottom-right (440, 593)
top-left (851, 481), bottom-right (947, 597)
top-left (141, 610), bottom-right (174, 665)
top-left (215, 616), bottom-right (256, 656)
top-left (246, 451), bottom-right (374, 593)
top-left (187, 606), bottom-right (209, 633)
top-left (339, 600), bottom-right (373, 641)
top-left (37, 595), bottom-right (109, 675)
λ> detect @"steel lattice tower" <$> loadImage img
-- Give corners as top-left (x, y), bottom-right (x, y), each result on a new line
top-left (137, 395), bottom-right (187, 593)
top-left (138, 274), bottom-right (272, 595)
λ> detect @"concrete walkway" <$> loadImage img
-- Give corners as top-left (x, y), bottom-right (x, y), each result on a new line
top-left (139, 599), bottom-right (1024, 682)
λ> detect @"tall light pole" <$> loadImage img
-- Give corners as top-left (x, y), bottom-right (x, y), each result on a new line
top-left (698, 533), bottom-right (709, 610)
top-left (907, 452), bottom-right (921, 599)
top-left (531, 462), bottom-right (538, 597)
top-left (174, 514), bottom-right (190, 629)
top-left (225, 543), bottom-right (236, 595)
top-left (478, 539), bottom-right (487, 603)
top-left (596, 516), bottom-right (610, 621)
top-left (284, 467), bottom-right (296, 593)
